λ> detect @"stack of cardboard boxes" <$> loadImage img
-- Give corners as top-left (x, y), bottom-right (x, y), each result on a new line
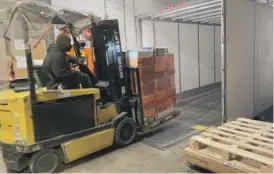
top-left (0, 38), bottom-right (46, 80)
top-left (0, 40), bottom-right (9, 83)
top-left (127, 48), bottom-right (176, 123)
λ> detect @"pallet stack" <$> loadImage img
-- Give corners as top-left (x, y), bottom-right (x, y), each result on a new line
top-left (127, 48), bottom-right (176, 124)
top-left (182, 118), bottom-right (274, 173)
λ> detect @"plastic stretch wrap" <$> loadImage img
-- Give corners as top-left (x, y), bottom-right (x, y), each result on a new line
top-left (4, 0), bottom-right (101, 55)
top-left (0, 0), bottom-right (101, 95)
top-left (127, 49), bottom-right (176, 122)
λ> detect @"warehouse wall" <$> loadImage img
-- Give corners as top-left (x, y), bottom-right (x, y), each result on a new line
top-left (52, 0), bottom-right (137, 51)
top-left (141, 20), bottom-right (221, 94)
top-left (52, 0), bottom-right (186, 51)
top-left (225, 0), bottom-right (273, 120)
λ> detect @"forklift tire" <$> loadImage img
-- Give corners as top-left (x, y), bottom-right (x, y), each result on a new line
top-left (115, 118), bottom-right (137, 147)
top-left (6, 169), bottom-right (19, 173)
top-left (29, 149), bottom-right (61, 173)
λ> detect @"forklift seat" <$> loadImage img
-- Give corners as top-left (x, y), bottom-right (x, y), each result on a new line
top-left (33, 65), bottom-right (110, 91)
top-left (33, 65), bottom-right (63, 90)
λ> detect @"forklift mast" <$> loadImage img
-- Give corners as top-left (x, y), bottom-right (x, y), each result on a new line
top-left (68, 24), bottom-right (82, 58)
top-left (91, 20), bottom-right (128, 103)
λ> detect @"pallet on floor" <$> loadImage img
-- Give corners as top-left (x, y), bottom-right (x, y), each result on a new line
top-left (182, 118), bottom-right (274, 173)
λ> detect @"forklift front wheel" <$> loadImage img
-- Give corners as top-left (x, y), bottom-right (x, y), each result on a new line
top-left (29, 149), bottom-right (61, 173)
top-left (115, 118), bottom-right (137, 147)
top-left (6, 169), bottom-right (19, 173)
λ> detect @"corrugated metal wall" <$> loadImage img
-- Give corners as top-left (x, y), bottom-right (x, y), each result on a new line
top-left (199, 25), bottom-right (215, 87)
top-left (154, 22), bottom-right (180, 92)
top-left (179, 23), bottom-right (199, 91)
top-left (225, 0), bottom-right (256, 120)
top-left (141, 20), bottom-right (221, 94)
top-left (224, 0), bottom-right (273, 120)
top-left (254, 4), bottom-right (273, 115)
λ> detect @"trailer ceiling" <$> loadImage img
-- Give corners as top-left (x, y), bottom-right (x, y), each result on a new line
top-left (137, 0), bottom-right (273, 26)
top-left (138, 0), bottom-right (222, 26)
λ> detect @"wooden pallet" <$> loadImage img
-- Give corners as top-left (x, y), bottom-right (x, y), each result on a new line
top-left (182, 118), bottom-right (274, 173)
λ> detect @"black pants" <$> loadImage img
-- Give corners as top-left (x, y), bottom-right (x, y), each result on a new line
top-left (79, 65), bottom-right (98, 85)
top-left (61, 71), bottom-right (92, 89)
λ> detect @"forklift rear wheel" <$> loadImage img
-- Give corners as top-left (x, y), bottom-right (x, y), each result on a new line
top-left (29, 149), bottom-right (61, 173)
top-left (6, 169), bottom-right (19, 173)
top-left (115, 118), bottom-right (137, 146)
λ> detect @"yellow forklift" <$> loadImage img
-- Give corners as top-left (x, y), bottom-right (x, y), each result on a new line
top-left (0, 1), bottom-right (179, 173)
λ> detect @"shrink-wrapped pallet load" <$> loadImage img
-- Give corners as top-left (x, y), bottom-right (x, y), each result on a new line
top-left (127, 48), bottom-right (176, 123)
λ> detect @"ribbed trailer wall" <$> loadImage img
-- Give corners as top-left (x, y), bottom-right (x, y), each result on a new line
top-left (224, 0), bottom-right (273, 121)
top-left (254, 4), bottom-right (273, 115)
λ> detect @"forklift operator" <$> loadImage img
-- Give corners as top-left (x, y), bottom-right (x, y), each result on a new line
top-left (42, 33), bottom-right (92, 89)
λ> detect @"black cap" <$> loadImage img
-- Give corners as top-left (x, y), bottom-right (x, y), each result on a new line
top-left (56, 33), bottom-right (72, 52)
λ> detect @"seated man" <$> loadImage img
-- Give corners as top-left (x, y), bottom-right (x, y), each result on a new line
top-left (42, 33), bottom-right (92, 89)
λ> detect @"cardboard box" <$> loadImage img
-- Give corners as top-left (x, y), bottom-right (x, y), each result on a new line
top-left (140, 81), bottom-right (155, 97)
top-left (154, 54), bottom-right (169, 72)
top-left (157, 97), bottom-right (176, 119)
top-left (170, 75), bottom-right (175, 89)
top-left (165, 69), bottom-right (175, 76)
top-left (127, 50), bottom-right (154, 68)
top-left (157, 97), bottom-right (175, 113)
top-left (168, 54), bottom-right (175, 70)
top-left (0, 40), bottom-right (9, 81)
top-left (155, 48), bottom-right (169, 56)
top-left (130, 69), bottom-right (155, 95)
top-left (143, 47), bottom-right (169, 56)
top-left (142, 95), bottom-right (156, 118)
top-left (154, 54), bottom-right (175, 73)
top-left (127, 49), bottom-right (176, 120)
top-left (154, 71), bottom-right (166, 78)
top-left (155, 88), bottom-right (176, 104)
top-left (0, 39), bottom-right (46, 79)
top-left (139, 66), bottom-right (155, 82)
top-left (155, 76), bottom-right (172, 91)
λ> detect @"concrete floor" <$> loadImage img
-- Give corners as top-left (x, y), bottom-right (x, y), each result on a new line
top-left (142, 88), bottom-right (221, 149)
top-left (63, 140), bottom-right (198, 173)
top-left (0, 140), bottom-right (199, 173)
top-left (0, 89), bottom-right (221, 173)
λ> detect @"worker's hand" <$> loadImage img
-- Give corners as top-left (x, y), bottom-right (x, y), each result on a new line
top-left (77, 57), bottom-right (86, 64)
top-left (67, 55), bottom-right (86, 65)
